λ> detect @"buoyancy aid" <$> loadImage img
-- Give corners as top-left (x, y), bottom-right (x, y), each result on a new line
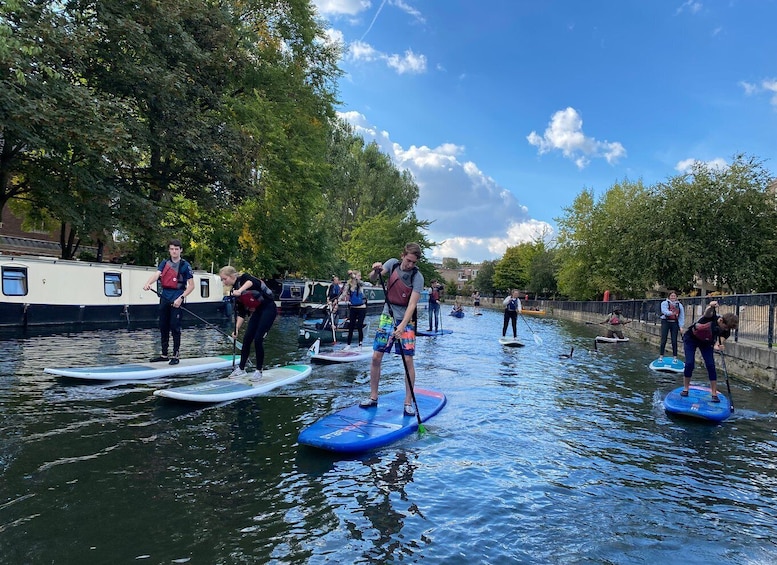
top-left (386, 263), bottom-right (417, 307)
top-left (160, 260), bottom-right (186, 290)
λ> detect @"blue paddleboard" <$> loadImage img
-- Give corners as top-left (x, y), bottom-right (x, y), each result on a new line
top-left (663, 385), bottom-right (732, 423)
top-left (297, 388), bottom-right (446, 453)
top-left (649, 357), bottom-right (685, 373)
top-left (416, 329), bottom-right (453, 337)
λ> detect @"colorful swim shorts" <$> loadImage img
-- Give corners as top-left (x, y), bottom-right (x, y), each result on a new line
top-left (373, 313), bottom-right (416, 356)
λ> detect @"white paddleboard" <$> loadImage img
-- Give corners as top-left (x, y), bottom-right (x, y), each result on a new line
top-left (311, 348), bottom-right (372, 364)
top-left (44, 355), bottom-right (238, 381)
top-left (595, 336), bottom-right (630, 343)
top-left (499, 337), bottom-right (525, 348)
top-left (153, 364), bottom-right (312, 402)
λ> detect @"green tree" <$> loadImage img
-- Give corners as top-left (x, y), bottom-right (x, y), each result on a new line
top-left (473, 260), bottom-right (497, 296)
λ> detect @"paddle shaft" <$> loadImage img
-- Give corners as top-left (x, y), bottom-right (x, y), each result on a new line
top-left (718, 341), bottom-right (734, 412)
top-left (150, 288), bottom-right (239, 347)
top-left (519, 313), bottom-right (543, 345)
top-left (377, 270), bottom-right (424, 430)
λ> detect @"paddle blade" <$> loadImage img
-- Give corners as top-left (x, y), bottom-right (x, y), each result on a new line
top-left (418, 423), bottom-right (427, 435)
top-left (308, 338), bottom-right (320, 356)
top-left (533, 334), bottom-right (543, 345)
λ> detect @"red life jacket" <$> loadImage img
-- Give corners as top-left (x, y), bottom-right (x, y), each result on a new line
top-left (691, 320), bottom-right (714, 343)
top-left (386, 264), bottom-right (417, 307)
top-left (237, 291), bottom-right (264, 312)
top-left (666, 302), bottom-right (680, 321)
top-left (160, 260), bottom-right (184, 290)
top-left (609, 315), bottom-right (621, 325)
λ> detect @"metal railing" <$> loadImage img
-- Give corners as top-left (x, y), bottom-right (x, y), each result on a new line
top-left (537, 293), bottom-right (777, 348)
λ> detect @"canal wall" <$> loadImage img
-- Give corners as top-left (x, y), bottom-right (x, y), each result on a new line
top-left (470, 298), bottom-right (777, 392)
top-left (550, 308), bottom-right (777, 392)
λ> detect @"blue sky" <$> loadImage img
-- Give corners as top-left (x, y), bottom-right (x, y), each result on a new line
top-left (312, 0), bottom-right (777, 263)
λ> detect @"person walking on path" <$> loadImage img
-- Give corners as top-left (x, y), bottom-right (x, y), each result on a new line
top-left (359, 242), bottom-right (425, 417)
top-left (143, 239), bottom-right (194, 365)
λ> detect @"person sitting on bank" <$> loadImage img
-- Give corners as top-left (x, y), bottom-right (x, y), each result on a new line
top-left (601, 308), bottom-right (630, 339)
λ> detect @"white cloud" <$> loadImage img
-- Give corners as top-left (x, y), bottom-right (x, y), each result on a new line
top-left (386, 49), bottom-right (427, 74)
top-left (675, 0), bottom-right (702, 15)
top-left (391, 0), bottom-right (425, 24)
top-left (674, 157), bottom-right (728, 173)
top-left (527, 107), bottom-right (626, 169)
top-left (741, 78), bottom-right (777, 108)
top-left (313, 0), bottom-right (371, 17)
top-left (345, 41), bottom-right (427, 74)
top-left (339, 111), bottom-right (552, 262)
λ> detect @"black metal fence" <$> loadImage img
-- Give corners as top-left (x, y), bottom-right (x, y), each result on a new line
top-left (533, 293), bottom-right (777, 348)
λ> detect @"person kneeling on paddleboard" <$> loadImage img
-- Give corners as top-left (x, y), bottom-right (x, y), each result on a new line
top-left (219, 266), bottom-right (277, 382)
top-left (601, 308), bottom-right (629, 339)
top-left (680, 300), bottom-right (738, 402)
top-left (360, 242), bottom-right (424, 417)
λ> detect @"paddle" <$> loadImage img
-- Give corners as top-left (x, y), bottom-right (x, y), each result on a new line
top-left (307, 338), bottom-right (321, 356)
top-left (519, 313), bottom-right (543, 345)
top-left (231, 295), bottom-right (239, 368)
top-left (718, 345), bottom-right (735, 413)
top-left (377, 270), bottom-right (426, 434)
top-left (149, 288), bottom-right (242, 348)
top-left (328, 303), bottom-right (337, 344)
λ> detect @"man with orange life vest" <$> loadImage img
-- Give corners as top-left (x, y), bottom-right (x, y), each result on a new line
top-left (360, 242), bottom-right (425, 417)
top-left (143, 239), bottom-right (194, 365)
top-left (681, 300), bottom-right (738, 402)
top-left (659, 291), bottom-right (685, 362)
top-left (219, 266), bottom-right (277, 381)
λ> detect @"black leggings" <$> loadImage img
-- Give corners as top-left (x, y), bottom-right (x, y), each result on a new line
top-left (346, 307), bottom-right (367, 345)
top-left (240, 305), bottom-right (277, 370)
top-left (503, 310), bottom-right (518, 337)
top-left (660, 319), bottom-right (680, 356)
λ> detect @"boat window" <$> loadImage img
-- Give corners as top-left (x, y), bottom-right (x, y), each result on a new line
top-left (290, 285), bottom-right (302, 299)
top-left (104, 273), bottom-right (122, 297)
top-left (2, 267), bottom-right (28, 296)
top-left (200, 278), bottom-right (210, 298)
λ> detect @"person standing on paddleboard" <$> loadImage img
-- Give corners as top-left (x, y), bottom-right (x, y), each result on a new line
top-left (502, 289), bottom-right (522, 339)
top-left (659, 291), bottom-right (685, 362)
top-left (681, 300), bottom-right (738, 402)
top-left (219, 266), bottom-right (277, 381)
top-left (340, 270), bottom-right (367, 350)
top-left (428, 280), bottom-right (442, 332)
top-left (360, 242), bottom-right (424, 417)
top-left (143, 239), bottom-right (195, 365)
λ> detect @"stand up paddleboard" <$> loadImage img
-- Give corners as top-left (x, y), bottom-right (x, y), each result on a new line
top-left (44, 355), bottom-right (238, 381)
top-left (649, 357), bottom-right (685, 373)
top-left (153, 364), bottom-right (312, 403)
top-left (595, 336), bottom-right (630, 343)
top-left (416, 329), bottom-right (454, 337)
top-left (311, 348), bottom-right (372, 364)
top-left (499, 337), bottom-right (525, 347)
top-left (298, 388), bottom-right (446, 453)
top-left (663, 385), bottom-right (731, 423)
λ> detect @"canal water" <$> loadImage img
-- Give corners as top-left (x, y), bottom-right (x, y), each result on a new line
top-left (1, 308), bottom-right (777, 564)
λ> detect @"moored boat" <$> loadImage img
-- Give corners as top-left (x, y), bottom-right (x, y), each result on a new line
top-left (298, 319), bottom-right (370, 347)
top-left (266, 278), bottom-right (305, 315)
top-left (299, 280), bottom-right (385, 318)
top-left (0, 255), bottom-right (228, 330)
